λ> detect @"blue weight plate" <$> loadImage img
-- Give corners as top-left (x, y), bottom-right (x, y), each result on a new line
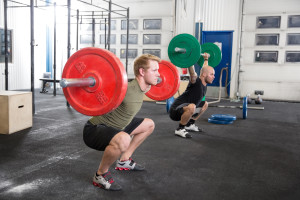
top-left (211, 114), bottom-right (236, 121)
top-left (208, 117), bottom-right (234, 125)
top-left (243, 97), bottom-right (247, 119)
top-left (166, 96), bottom-right (175, 113)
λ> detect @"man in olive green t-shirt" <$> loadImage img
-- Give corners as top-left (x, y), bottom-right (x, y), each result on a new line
top-left (83, 54), bottom-right (161, 191)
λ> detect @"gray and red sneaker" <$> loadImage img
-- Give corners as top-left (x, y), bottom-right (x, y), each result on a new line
top-left (92, 171), bottom-right (122, 191)
top-left (115, 157), bottom-right (145, 171)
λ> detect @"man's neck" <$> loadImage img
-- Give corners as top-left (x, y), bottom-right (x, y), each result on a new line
top-left (200, 76), bottom-right (207, 86)
top-left (136, 76), bottom-right (151, 93)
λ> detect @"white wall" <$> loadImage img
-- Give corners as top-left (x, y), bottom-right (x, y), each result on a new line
top-left (102, 0), bottom-right (175, 78)
top-left (175, 0), bottom-right (196, 35)
top-left (0, 0), bottom-right (175, 90)
top-left (178, 0), bottom-right (242, 99)
top-left (2, 0), bottom-right (299, 102)
top-left (240, 0), bottom-right (300, 101)
top-left (0, 1), bottom-right (51, 91)
top-left (177, 0), bottom-right (300, 101)
top-left (0, 1), bottom-right (91, 91)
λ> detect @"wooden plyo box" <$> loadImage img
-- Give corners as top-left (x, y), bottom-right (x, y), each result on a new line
top-left (0, 91), bottom-right (33, 134)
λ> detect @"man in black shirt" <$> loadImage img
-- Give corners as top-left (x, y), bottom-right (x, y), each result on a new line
top-left (169, 54), bottom-right (215, 138)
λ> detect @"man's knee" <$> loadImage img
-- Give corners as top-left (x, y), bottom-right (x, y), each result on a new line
top-left (111, 132), bottom-right (131, 152)
top-left (143, 118), bottom-right (155, 133)
top-left (185, 104), bottom-right (196, 115)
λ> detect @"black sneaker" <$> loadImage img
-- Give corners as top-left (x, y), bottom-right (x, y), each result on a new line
top-left (92, 171), bottom-right (122, 191)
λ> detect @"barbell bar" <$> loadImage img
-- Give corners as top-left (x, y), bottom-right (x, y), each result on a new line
top-left (60, 78), bottom-right (96, 88)
top-left (213, 105), bottom-right (264, 110)
top-left (60, 77), bottom-right (162, 88)
top-left (209, 97), bottom-right (264, 119)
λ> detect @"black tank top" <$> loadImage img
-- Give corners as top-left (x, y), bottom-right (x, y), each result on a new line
top-left (171, 77), bottom-right (207, 109)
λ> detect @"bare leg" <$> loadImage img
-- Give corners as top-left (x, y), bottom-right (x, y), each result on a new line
top-left (192, 101), bottom-right (208, 121)
top-left (180, 104), bottom-right (196, 125)
top-left (97, 132), bottom-right (131, 175)
top-left (120, 118), bottom-right (154, 161)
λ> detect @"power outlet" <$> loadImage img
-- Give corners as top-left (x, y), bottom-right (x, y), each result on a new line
top-left (255, 90), bottom-right (264, 95)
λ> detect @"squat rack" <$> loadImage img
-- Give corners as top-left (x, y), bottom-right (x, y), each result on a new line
top-left (2, 0), bottom-right (129, 114)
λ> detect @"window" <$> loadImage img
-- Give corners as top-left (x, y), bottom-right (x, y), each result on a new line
top-left (120, 49), bottom-right (137, 59)
top-left (287, 33), bottom-right (300, 45)
top-left (100, 20), bottom-right (116, 30)
top-left (121, 19), bottom-right (138, 30)
top-left (109, 48), bottom-right (116, 55)
top-left (288, 15), bottom-right (300, 28)
top-left (143, 49), bottom-right (161, 58)
top-left (121, 34), bottom-right (138, 44)
top-left (143, 19), bottom-right (161, 30)
top-left (256, 34), bottom-right (279, 45)
top-left (286, 51), bottom-right (300, 62)
top-left (99, 34), bottom-right (116, 45)
top-left (257, 16), bottom-right (281, 28)
top-left (143, 34), bottom-right (161, 44)
top-left (80, 35), bottom-right (93, 44)
top-left (255, 51), bottom-right (278, 62)
top-left (0, 29), bottom-right (12, 63)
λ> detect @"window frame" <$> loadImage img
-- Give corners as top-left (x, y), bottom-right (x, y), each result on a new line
top-left (288, 15), bottom-right (300, 28)
top-left (254, 51), bottom-right (278, 63)
top-left (142, 49), bottom-right (161, 58)
top-left (120, 49), bottom-right (138, 59)
top-left (255, 34), bottom-right (279, 46)
top-left (121, 34), bottom-right (138, 44)
top-left (100, 20), bottom-right (116, 30)
top-left (256, 16), bottom-right (281, 29)
top-left (0, 28), bottom-right (13, 63)
top-left (99, 34), bottom-right (116, 45)
top-left (286, 33), bottom-right (300, 45)
top-left (285, 51), bottom-right (300, 63)
top-left (121, 19), bottom-right (138, 30)
top-left (143, 34), bottom-right (161, 45)
top-left (143, 19), bottom-right (162, 30)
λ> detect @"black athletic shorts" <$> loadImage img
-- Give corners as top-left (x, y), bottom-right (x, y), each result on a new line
top-left (169, 101), bottom-right (205, 121)
top-left (83, 117), bottom-right (144, 151)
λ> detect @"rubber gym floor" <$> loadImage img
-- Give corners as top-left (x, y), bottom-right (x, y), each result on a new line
top-left (0, 89), bottom-right (300, 200)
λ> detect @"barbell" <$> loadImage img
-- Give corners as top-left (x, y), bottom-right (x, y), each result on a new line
top-left (197, 43), bottom-right (222, 67)
top-left (60, 47), bottom-right (180, 116)
top-left (209, 97), bottom-right (264, 119)
top-left (168, 33), bottom-right (222, 68)
top-left (168, 33), bottom-right (201, 68)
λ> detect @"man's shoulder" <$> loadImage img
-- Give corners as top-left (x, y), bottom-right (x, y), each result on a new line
top-left (127, 79), bottom-right (141, 90)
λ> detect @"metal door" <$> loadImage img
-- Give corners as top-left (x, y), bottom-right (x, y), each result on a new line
top-left (195, 30), bottom-right (233, 95)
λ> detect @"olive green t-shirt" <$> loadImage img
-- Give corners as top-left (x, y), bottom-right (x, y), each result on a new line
top-left (89, 79), bottom-right (144, 129)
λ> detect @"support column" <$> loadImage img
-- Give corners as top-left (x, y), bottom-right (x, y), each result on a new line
top-left (30, 0), bottom-right (35, 114)
top-left (4, 0), bottom-right (8, 90)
